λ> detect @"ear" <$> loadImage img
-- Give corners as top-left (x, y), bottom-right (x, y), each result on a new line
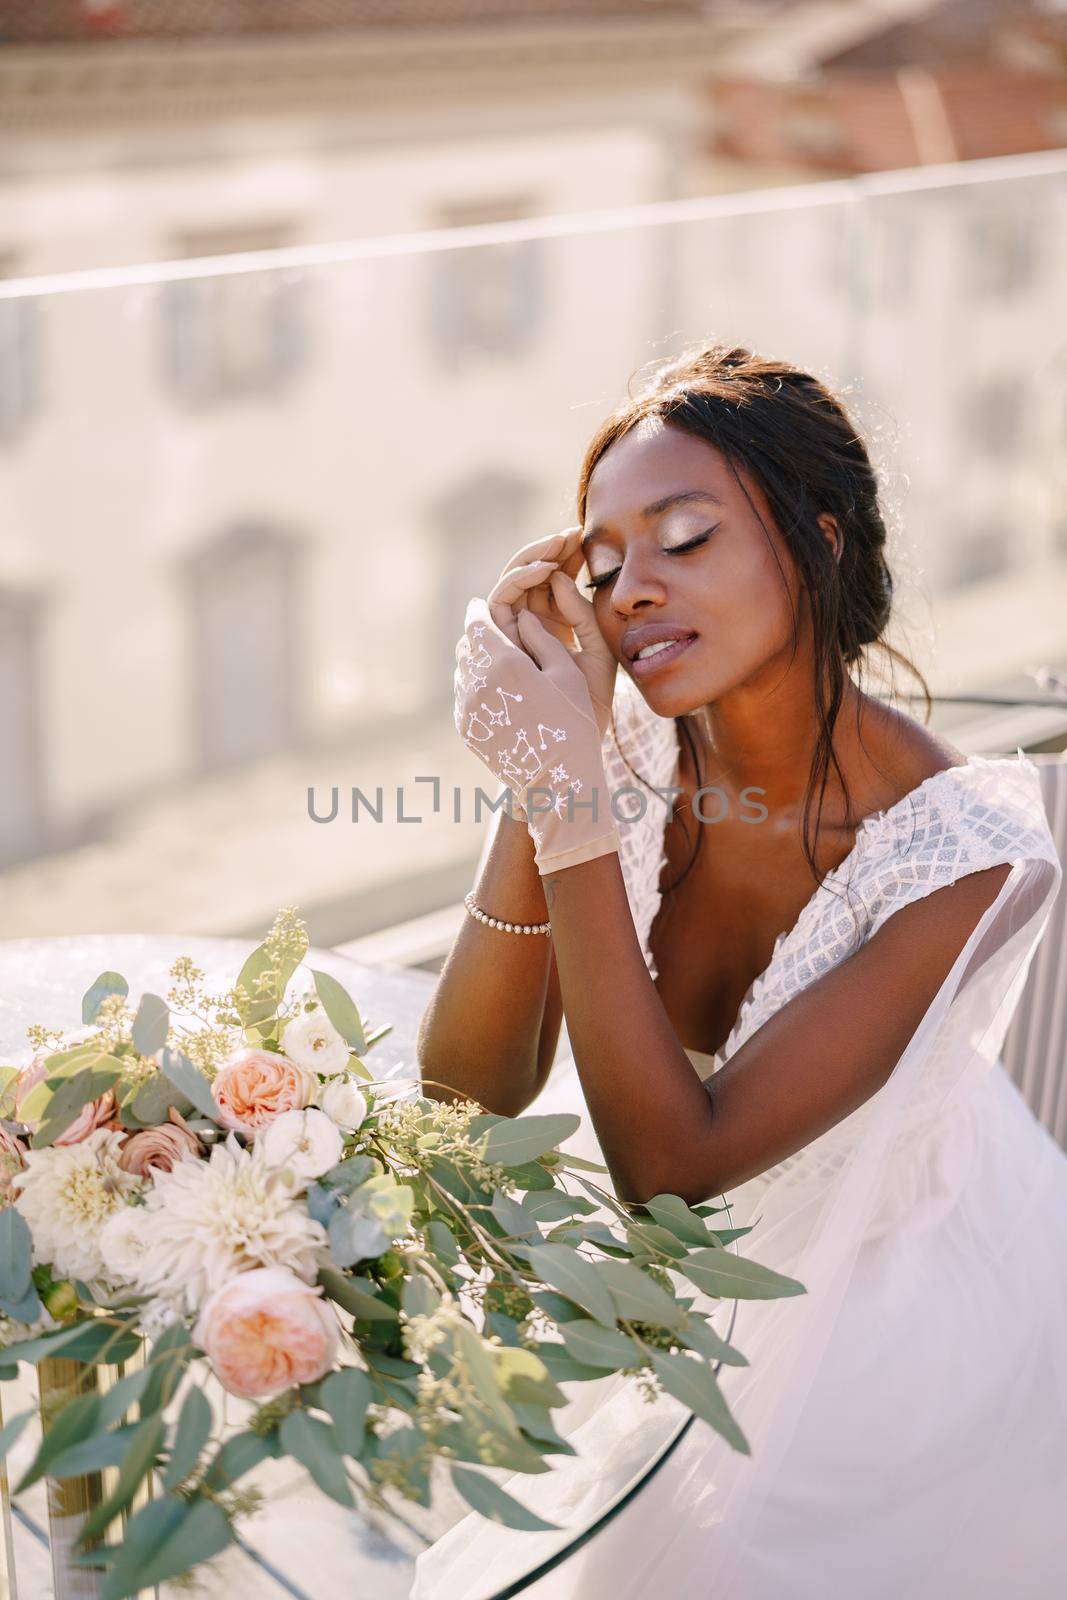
top-left (817, 512), bottom-right (843, 563)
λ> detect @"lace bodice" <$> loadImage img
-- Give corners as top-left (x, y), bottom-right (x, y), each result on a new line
top-left (606, 671), bottom-right (1059, 1077)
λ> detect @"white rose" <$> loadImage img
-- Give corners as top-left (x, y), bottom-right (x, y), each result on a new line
top-left (257, 1109), bottom-right (344, 1189)
top-left (319, 1078), bottom-right (368, 1132)
top-left (282, 1010), bottom-right (351, 1078)
top-left (100, 1205), bottom-right (155, 1283)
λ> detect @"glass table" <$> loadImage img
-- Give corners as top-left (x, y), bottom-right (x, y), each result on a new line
top-left (0, 935), bottom-right (735, 1600)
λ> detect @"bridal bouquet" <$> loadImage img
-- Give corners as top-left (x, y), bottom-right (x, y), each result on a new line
top-left (0, 909), bottom-right (803, 1599)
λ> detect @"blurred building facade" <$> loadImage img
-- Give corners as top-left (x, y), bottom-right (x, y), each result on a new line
top-left (0, 2), bottom-right (1064, 940)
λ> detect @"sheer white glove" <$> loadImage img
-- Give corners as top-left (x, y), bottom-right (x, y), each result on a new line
top-left (454, 594), bottom-right (620, 876)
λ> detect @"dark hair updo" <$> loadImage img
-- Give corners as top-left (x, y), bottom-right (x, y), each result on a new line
top-left (576, 341), bottom-right (928, 888)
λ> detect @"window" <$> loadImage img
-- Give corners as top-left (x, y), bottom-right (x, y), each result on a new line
top-left (162, 222), bottom-right (306, 408)
top-left (426, 195), bottom-right (545, 368)
top-left (0, 585), bottom-right (48, 866)
top-left (963, 210), bottom-right (1039, 299)
top-left (944, 519), bottom-right (1013, 591)
top-left (0, 256), bottom-right (41, 448)
top-left (178, 522), bottom-right (307, 770)
top-left (961, 376), bottom-right (1028, 462)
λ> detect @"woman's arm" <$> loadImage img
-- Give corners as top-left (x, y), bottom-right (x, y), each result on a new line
top-left (417, 806), bottom-right (562, 1116)
top-left (542, 853), bottom-right (1012, 1207)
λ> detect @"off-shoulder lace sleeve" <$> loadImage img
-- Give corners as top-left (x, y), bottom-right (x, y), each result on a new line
top-left (725, 752), bottom-right (1059, 1065)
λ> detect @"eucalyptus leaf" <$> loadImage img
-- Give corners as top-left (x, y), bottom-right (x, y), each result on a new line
top-left (162, 1386), bottom-right (213, 1490)
top-left (76, 1412), bottom-right (166, 1544)
top-left (6, 1316), bottom-right (141, 1369)
top-left (320, 1368), bottom-right (372, 1458)
top-left (328, 1205), bottom-right (388, 1266)
top-left (159, 1049), bottom-right (220, 1122)
top-left (521, 1191), bottom-right (596, 1223)
top-left (0, 1205), bottom-right (34, 1303)
top-left (98, 1496), bottom-right (232, 1600)
top-left (402, 1274), bottom-right (440, 1320)
top-left (560, 1319), bottom-right (641, 1369)
top-left (0, 1284), bottom-right (44, 1324)
top-left (490, 1191), bottom-right (542, 1243)
top-left (31, 1065), bottom-right (122, 1148)
top-left (82, 971), bottom-right (128, 1025)
top-left (17, 1391), bottom-right (103, 1492)
top-left (450, 1464), bottom-right (560, 1531)
top-left (592, 1259), bottom-right (686, 1330)
top-left (202, 1428), bottom-right (279, 1491)
top-left (535, 1345), bottom-right (612, 1384)
top-left (677, 1319), bottom-right (749, 1368)
top-left (311, 969), bottom-right (367, 1052)
top-left (425, 1220), bottom-right (460, 1268)
top-left (510, 1403), bottom-right (577, 1455)
top-left (131, 992), bottom-right (170, 1056)
top-left (480, 1114), bottom-right (579, 1167)
top-left (490, 1346), bottom-right (565, 1409)
top-left (130, 1074), bottom-right (192, 1127)
top-left (321, 1153), bottom-right (379, 1193)
top-left (679, 1248), bottom-right (807, 1302)
top-left (97, 1367), bottom-right (153, 1428)
top-left (529, 1290), bottom-right (587, 1324)
top-left (47, 1424), bottom-right (143, 1481)
top-left (318, 1267), bottom-right (398, 1323)
top-left (626, 1221), bottom-right (688, 1261)
top-left (279, 1410), bottom-right (354, 1508)
top-left (644, 1193), bottom-right (717, 1247)
top-left (521, 1244), bottom-right (617, 1327)
top-left (649, 1350), bottom-right (750, 1455)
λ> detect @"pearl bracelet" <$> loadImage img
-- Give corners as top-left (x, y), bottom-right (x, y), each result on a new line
top-left (463, 890), bottom-right (552, 937)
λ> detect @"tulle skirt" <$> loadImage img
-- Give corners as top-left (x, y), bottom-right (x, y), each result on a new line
top-left (411, 1051), bottom-right (1067, 1599)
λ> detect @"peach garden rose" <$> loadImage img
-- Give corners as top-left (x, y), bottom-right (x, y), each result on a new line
top-left (212, 1048), bottom-right (316, 1135)
top-left (192, 1265), bottom-right (340, 1399)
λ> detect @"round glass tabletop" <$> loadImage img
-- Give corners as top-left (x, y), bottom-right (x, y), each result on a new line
top-left (0, 935), bottom-right (737, 1600)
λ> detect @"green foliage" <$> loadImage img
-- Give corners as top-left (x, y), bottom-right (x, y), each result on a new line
top-left (0, 906), bottom-right (810, 1585)
top-left (81, 971), bottom-right (129, 1025)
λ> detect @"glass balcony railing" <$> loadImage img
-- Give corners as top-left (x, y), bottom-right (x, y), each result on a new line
top-left (1, 149), bottom-right (1065, 944)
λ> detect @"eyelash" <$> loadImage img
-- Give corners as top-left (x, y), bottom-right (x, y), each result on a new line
top-left (585, 527), bottom-right (716, 592)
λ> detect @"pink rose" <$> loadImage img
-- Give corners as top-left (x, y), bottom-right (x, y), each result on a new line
top-left (0, 1126), bottom-right (26, 1207)
top-left (193, 1266), bottom-right (339, 1400)
top-left (15, 1057), bottom-right (119, 1145)
top-left (55, 1089), bottom-right (120, 1146)
top-left (118, 1107), bottom-right (203, 1177)
top-left (12, 1056), bottom-right (117, 1145)
top-left (213, 1049), bottom-right (316, 1135)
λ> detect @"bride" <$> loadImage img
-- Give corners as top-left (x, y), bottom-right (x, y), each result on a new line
top-left (412, 343), bottom-right (1067, 1598)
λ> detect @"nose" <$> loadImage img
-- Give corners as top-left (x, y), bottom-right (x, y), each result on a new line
top-left (609, 547), bottom-right (669, 618)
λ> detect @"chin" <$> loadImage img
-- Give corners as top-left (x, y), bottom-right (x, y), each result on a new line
top-left (629, 667), bottom-right (710, 720)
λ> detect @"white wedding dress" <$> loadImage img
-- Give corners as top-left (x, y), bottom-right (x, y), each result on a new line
top-left (413, 675), bottom-right (1067, 1599)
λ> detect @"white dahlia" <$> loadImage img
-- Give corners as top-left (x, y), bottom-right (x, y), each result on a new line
top-left (99, 1132), bottom-right (329, 1316)
top-left (10, 1128), bottom-right (142, 1283)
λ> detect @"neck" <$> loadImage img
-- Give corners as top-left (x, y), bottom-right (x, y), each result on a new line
top-left (687, 660), bottom-right (862, 818)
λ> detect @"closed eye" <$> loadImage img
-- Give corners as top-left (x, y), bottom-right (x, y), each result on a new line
top-left (584, 527), bottom-right (716, 592)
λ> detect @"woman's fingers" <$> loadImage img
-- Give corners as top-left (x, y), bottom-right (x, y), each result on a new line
top-left (487, 559), bottom-right (556, 644)
top-left (495, 528), bottom-right (576, 585)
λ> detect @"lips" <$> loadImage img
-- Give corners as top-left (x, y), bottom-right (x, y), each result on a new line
top-left (621, 623), bottom-right (698, 664)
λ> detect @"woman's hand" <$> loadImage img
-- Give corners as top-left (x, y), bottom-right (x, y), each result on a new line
top-left (488, 527), bottom-right (618, 739)
top-left (453, 595), bottom-right (620, 876)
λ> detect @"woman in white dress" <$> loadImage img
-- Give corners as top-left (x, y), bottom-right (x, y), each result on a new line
top-left (414, 343), bottom-right (1067, 1598)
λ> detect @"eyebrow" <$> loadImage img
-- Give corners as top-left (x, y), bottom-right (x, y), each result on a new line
top-left (581, 489), bottom-right (725, 550)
